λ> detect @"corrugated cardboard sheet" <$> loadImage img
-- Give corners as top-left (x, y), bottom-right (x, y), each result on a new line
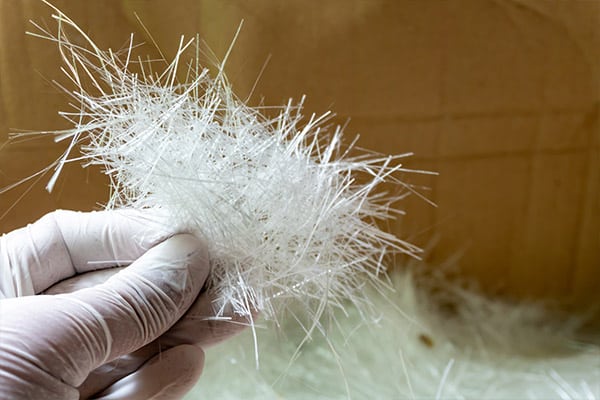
top-left (1, 0), bottom-right (598, 315)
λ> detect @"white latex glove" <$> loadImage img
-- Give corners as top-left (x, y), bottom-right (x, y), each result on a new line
top-left (0, 210), bottom-right (251, 400)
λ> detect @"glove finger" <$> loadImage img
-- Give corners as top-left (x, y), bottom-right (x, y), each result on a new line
top-left (44, 264), bottom-right (252, 394)
top-left (43, 267), bottom-right (154, 398)
top-left (52, 209), bottom-right (174, 270)
top-left (47, 265), bottom-right (255, 350)
top-left (68, 233), bottom-right (209, 376)
top-left (76, 297), bottom-right (254, 398)
top-left (91, 345), bottom-right (205, 400)
top-left (0, 234), bottom-right (208, 396)
top-left (44, 267), bottom-right (124, 295)
top-left (1, 209), bottom-right (173, 297)
top-left (77, 293), bottom-right (255, 397)
top-left (160, 289), bottom-right (258, 349)
top-left (78, 342), bottom-right (159, 399)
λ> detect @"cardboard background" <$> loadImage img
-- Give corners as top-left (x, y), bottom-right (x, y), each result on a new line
top-left (1, 0), bottom-right (598, 315)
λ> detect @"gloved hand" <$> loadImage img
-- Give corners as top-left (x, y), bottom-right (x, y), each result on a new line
top-left (0, 210), bottom-right (252, 400)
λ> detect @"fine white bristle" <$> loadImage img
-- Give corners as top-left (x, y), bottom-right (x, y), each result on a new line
top-left (29, 5), bottom-right (430, 327)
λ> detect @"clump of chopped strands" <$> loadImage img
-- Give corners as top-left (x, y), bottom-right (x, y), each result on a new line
top-left (25, 4), bottom-right (433, 331)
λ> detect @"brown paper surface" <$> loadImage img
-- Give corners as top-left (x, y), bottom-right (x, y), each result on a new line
top-left (1, 0), bottom-right (598, 314)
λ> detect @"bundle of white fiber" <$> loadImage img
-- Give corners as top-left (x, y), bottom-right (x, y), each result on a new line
top-left (188, 269), bottom-right (600, 400)
top-left (28, 4), bottom-right (429, 325)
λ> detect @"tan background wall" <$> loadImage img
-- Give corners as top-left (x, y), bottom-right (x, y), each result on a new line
top-left (1, 0), bottom-right (598, 315)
